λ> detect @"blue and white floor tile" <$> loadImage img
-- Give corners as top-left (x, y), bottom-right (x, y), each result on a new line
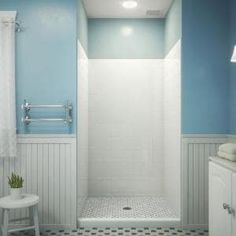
top-left (10, 227), bottom-right (208, 236)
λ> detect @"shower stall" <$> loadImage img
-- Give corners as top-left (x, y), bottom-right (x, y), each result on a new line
top-left (77, 1), bottom-right (181, 228)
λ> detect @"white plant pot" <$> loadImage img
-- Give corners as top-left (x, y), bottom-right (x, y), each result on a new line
top-left (10, 188), bottom-right (22, 200)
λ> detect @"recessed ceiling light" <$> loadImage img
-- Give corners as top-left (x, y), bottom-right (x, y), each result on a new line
top-left (122, 0), bottom-right (138, 9)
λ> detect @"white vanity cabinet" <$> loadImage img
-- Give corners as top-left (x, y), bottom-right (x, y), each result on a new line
top-left (232, 173), bottom-right (236, 235)
top-left (209, 158), bottom-right (236, 236)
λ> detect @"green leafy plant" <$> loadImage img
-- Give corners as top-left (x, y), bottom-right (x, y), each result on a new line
top-left (8, 173), bottom-right (24, 188)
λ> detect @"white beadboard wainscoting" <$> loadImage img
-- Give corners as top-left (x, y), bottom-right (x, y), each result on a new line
top-left (0, 135), bottom-right (77, 229)
top-left (181, 135), bottom-right (228, 229)
top-left (0, 133), bottom-right (233, 230)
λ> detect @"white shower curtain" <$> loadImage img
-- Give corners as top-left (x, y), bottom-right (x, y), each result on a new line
top-left (0, 11), bottom-right (17, 158)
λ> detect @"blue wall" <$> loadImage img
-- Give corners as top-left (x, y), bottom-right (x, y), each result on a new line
top-left (0, 0), bottom-right (77, 134)
top-left (229, 0), bottom-right (236, 134)
top-left (88, 19), bottom-right (165, 59)
top-left (165, 0), bottom-right (182, 55)
top-left (0, 0), bottom-right (232, 134)
top-left (77, 0), bottom-right (88, 53)
top-left (182, 0), bottom-right (230, 134)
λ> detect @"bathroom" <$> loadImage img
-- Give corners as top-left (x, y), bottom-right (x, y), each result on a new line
top-left (0, 0), bottom-right (235, 235)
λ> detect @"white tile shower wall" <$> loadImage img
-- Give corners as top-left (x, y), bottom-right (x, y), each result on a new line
top-left (163, 40), bottom-right (181, 216)
top-left (88, 59), bottom-right (164, 197)
top-left (77, 41), bottom-right (89, 216)
top-left (0, 135), bottom-right (77, 228)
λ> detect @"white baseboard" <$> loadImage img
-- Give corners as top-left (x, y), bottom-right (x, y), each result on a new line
top-left (78, 218), bottom-right (181, 228)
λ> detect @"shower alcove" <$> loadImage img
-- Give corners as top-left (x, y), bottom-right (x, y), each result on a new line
top-left (77, 0), bottom-right (181, 228)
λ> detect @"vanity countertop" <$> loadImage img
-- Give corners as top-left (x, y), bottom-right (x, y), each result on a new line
top-left (209, 156), bottom-right (236, 172)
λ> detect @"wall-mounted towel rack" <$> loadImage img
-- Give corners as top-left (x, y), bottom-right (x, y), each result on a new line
top-left (21, 100), bottom-right (73, 125)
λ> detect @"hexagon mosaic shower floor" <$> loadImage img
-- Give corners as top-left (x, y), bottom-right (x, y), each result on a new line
top-left (11, 227), bottom-right (208, 236)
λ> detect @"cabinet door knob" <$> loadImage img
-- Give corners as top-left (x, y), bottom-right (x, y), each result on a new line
top-left (228, 207), bottom-right (235, 215)
top-left (223, 203), bottom-right (230, 210)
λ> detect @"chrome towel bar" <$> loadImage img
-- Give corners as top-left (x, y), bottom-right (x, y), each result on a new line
top-left (22, 103), bottom-right (71, 110)
top-left (21, 100), bottom-right (73, 125)
top-left (22, 118), bottom-right (72, 123)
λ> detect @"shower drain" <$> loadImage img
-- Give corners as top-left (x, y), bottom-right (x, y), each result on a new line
top-left (123, 207), bottom-right (132, 210)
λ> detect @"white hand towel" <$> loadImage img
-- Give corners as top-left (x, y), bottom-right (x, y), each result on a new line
top-left (218, 151), bottom-right (236, 162)
top-left (218, 143), bottom-right (236, 155)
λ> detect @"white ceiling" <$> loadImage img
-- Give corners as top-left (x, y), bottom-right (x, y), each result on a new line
top-left (82, 0), bottom-right (174, 18)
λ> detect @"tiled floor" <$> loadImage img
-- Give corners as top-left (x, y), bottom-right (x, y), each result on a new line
top-left (81, 197), bottom-right (177, 218)
top-left (11, 228), bottom-right (208, 236)
top-left (77, 228), bottom-right (208, 236)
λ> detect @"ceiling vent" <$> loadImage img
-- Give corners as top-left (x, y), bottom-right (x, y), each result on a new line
top-left (146, 10), bottom-right (162, 17)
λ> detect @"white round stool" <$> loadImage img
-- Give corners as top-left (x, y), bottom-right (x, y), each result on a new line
top-left (0, 194), bottom-right (39, 236)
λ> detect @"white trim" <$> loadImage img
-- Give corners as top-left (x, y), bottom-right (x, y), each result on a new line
top-left (77, 39), bottom-right (88, 58)
top-left (17, 137), bottom-right (76, 144)
top-left (182, 134), bottom-right (228, 139)
top-left (182, 137), bottom-right (227, 144)
top-left (165, 39), bottom-right (181, 59)
top-left (78, 218), bottom-right (181, 228)
top-left (77, 39), bottom-right (88, 222)
top-left (0, 11), bottom-right (17, 19)
top-left (182, 134), bottom-right (236, 139)
top-left (182, 224), bottom-right (208, 230)
top-left (17, 135), bottom-right (76, 144)
top-left (89, 58), bottom-right (164, 61)
top-left (17, 134), bottom-right (76, 139)
top-left (11, 224), bottom-right (75, 231)
top-left (227, 134), bottom-right (236, 139)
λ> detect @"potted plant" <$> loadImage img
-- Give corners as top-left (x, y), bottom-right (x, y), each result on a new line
top-left (8, 173), bottom-right (24, 200)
